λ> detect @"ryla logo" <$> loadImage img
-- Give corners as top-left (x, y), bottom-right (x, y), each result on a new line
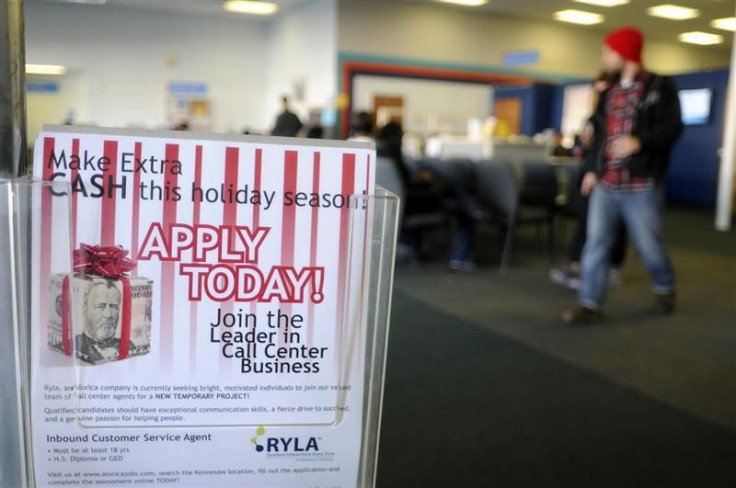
top-left (250, 426), bottom-right (266, 452)
top-left (250, 426), bottom-right (320, 453)
top-left (264, 436), bottom-right (319, 453)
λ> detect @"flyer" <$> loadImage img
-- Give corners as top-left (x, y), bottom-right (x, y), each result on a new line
top-left (31, 126), bottom-right (375, 487)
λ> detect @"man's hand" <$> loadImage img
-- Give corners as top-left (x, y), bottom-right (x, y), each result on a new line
top-left (580, 129), bottom-right (593, 149)
top-left (609, 135), bottom-right (642, 158)
top-left (581, 172), bottom-right (599, 197)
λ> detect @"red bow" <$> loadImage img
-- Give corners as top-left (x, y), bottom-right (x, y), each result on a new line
top-left (73, 243), bottom-right (136, 278)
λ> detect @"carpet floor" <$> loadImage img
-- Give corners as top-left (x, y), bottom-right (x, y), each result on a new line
top-left (375, 207), bottom-right (736, 487)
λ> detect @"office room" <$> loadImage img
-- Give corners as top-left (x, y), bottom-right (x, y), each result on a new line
top-left (2, 0), bottom-right (735, 487)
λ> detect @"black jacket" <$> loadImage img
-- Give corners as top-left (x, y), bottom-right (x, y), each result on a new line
top-left (583, 72), bottom-right (683, 182)
top-left (271, 110), bottom-right (303, 137)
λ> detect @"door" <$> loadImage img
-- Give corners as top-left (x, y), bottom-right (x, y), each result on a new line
top-left (373, 95), bottom-right (403, 128)
top-left (494, 97), bottom-right (522, 136)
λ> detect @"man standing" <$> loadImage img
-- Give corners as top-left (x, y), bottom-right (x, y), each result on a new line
top-left (563, 26), bottom-right (683, 324)
top-left (76, 281), bottom-right (122, 364)
top-left (270, 96), bottom-right (303, 137)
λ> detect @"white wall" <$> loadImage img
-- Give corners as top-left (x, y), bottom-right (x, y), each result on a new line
top-left (337, 2), bottom-right (731, 78)
top-left (25, 1), bottom-right (728, 142)
top-left (25, 3), bottom-right (270, 136)
top-left (353, 75), bottom-right (492, 135)
top-left (26, 73), bottom-right (90, 143)
top-left (263, 0), bottom-right (337, 133)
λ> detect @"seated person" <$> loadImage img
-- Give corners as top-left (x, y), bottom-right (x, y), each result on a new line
top-left (375, 122), bottom-right (449, 263)
top-left (551, 132), bottom-right (573, 157)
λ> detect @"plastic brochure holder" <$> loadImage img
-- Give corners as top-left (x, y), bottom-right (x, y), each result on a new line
top-left (0, 179), bottom-right (26, 488)
top-left (348, 188), bottom-right (400, 488)
top-left (3, 178), bottom-right (399, 488)
top-left (1, 178), bottom-right (75, 488)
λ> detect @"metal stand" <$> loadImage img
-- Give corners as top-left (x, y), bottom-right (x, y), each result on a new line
top-left (1, 1), bottom-right (28, 486)
top-left (0, 0), bottom-right (28, 178)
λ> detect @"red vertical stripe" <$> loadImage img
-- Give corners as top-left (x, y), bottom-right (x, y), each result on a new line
top-left (279, 151), bottom-right (298, 347)
top-left (100, 140), bottom-right (118, 246)
top-left (221, 147), bottom-right (239, 370)
top-left (223, 147), bottom-right (239, 229)
top-left (130, 142), bottom-right (143, 277)
top-left (189, 145), bottom-right (203, 370)
top-left (335, 154), bottom-right (356, 354)
top-left (118, 277), bottom-right (132, 359)
top-left (159, 144), bottom-right (180, 371)
top-left (307, 152), bottom-right (321, 347)
top-left (281, 151), bottom-right (298, 268)
top-left (70, 139), bottom-right (79, 251)
top-left (61, 277), bottom-right (72, 355)
top-left (41, 137), bottom-right (55, 352)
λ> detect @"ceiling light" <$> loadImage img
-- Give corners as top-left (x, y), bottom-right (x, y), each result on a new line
top-left (711, 17), bottom-right (736, 32)
top-left (573, 0), bottom-right (629, 7)
top-left (25, 64), bottom-right (67, 76)
top-left (223, 1), bottom-right (278, 15)
top-left (554, 9), bottom-right (604, 26)
top-left (647, 4), bottom-right (700, 21)
top-left (678, 31), bottom-right (724, 45)
top-left (65, 0), bottom-right (107, 4)
top-left (436, 0), bottom-right (488, 6)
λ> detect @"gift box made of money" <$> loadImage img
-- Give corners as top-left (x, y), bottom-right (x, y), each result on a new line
top-left (48, 244), bottom-right (153, 366)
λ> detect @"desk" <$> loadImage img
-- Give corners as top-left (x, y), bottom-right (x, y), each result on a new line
top-left (425, 136), bottom-right (493, 160)
top-left (416, 152), bottom-right (582, 209)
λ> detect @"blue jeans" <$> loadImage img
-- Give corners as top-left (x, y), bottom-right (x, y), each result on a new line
top-left (450, 210), bottom-right (475, 263)
top-left (579, 186), bottom-right (675, 309)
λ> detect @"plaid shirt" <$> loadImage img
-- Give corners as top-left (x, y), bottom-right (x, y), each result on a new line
top-left (601, 73), bottom-right (654, 192)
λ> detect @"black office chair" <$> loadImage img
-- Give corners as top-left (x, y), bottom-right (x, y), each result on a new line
top-left (559, 164), bottom-right (583, 215)
top-left (557, 163), bottom-right (584, 240)
top-left (396, 158), bottom-right (453, 261)
top-left (518, 160), bottom-right (559, 256)
top-left (519, 160), bottom-right (560, 209)
top-left (474, 160), bottom-right (556, 271)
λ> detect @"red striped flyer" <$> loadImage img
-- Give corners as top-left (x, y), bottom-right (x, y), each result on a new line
top-left (31, 126), bottom-right (375, 487)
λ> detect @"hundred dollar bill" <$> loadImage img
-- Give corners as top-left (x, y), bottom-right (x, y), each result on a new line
top-left (47, 274), bottom-right (153, 365)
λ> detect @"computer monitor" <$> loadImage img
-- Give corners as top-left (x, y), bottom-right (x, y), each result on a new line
top-left (678, 88), bottom-right (713, 126)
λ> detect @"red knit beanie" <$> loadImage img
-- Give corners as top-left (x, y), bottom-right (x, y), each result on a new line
top-left (604, 27), bottom-right (643, 64)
